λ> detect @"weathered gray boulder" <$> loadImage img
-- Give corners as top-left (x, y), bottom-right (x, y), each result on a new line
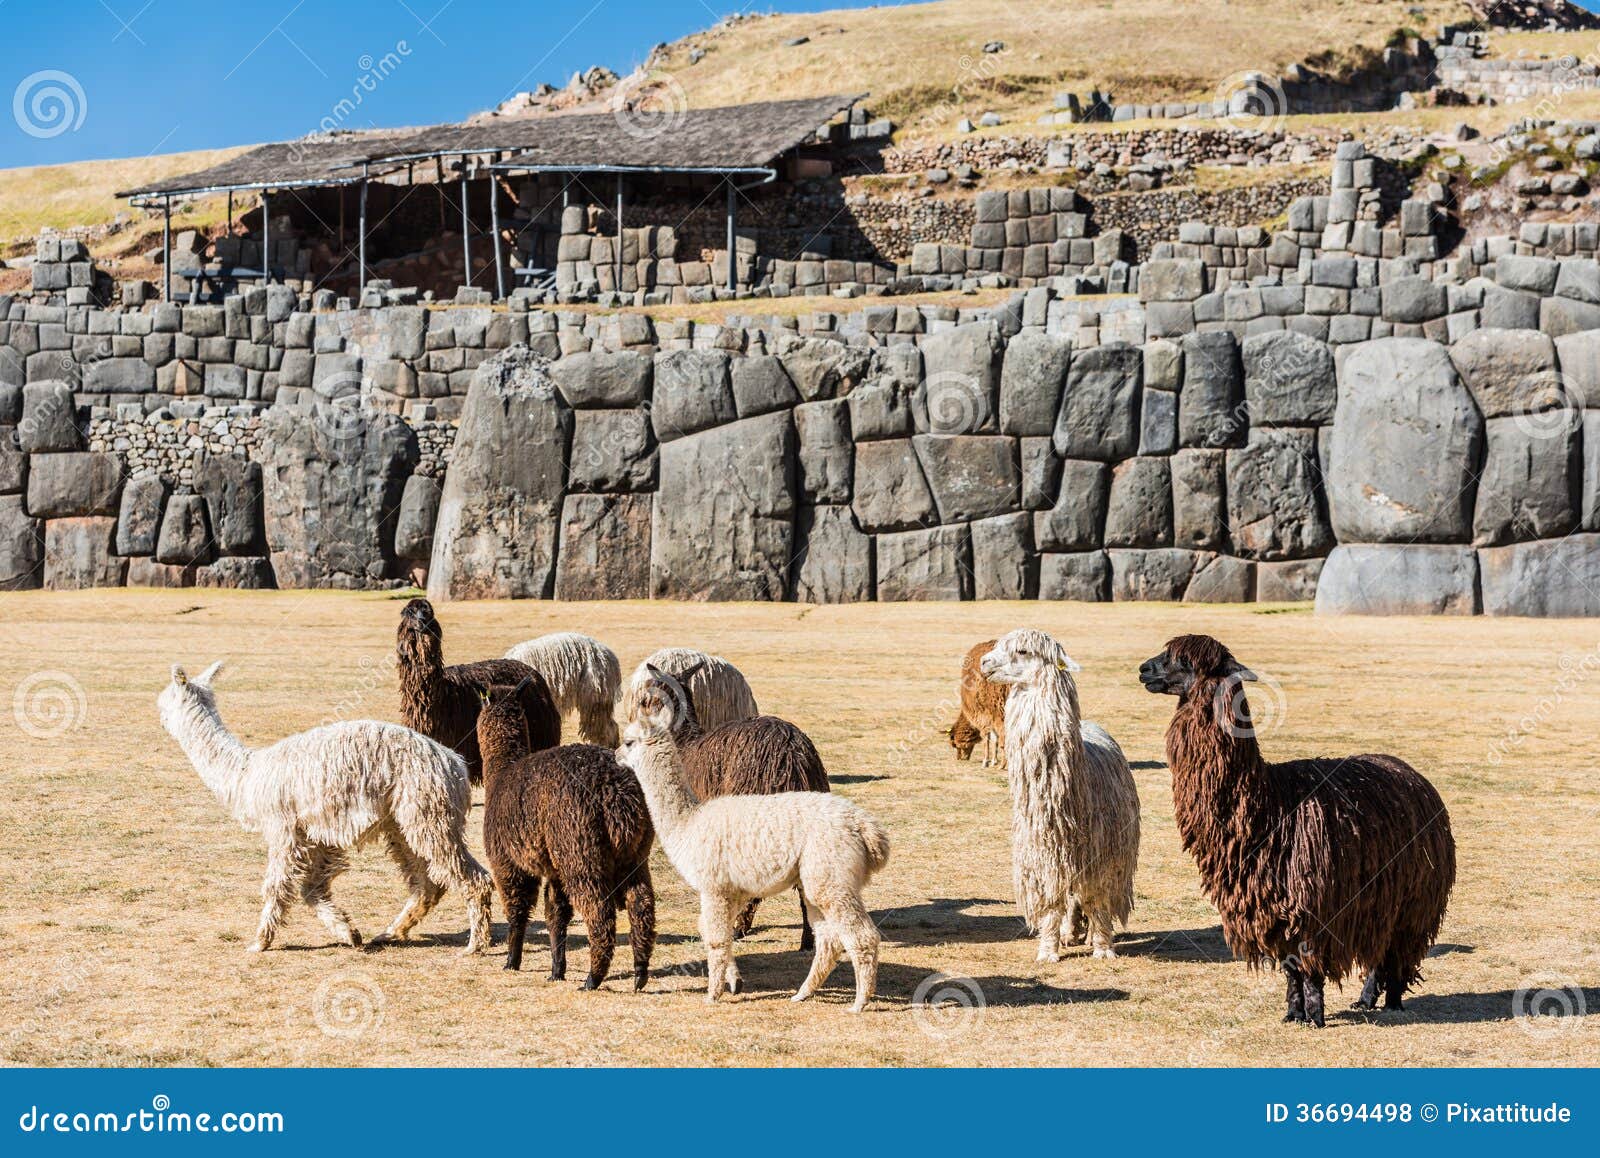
top-left (43, 516), bottom-right (125, 589)
top-left (790, 504), bottom-right (873, 603)
top-left (651, 349), bottom-right (735, 441)
top-left (1033, 459), bottom-right (1108, 550)
top-left (194, 451), bottom-right (266, 555)
top-left (1541, 295), bottom-right (1600, 339)
top-left (875, 524), bottom-right (971, 601)
top-left (266, 404), bottom-right (420, 590)
top-left (126, 557), bottom-right (195, 588)
top-left (1178, 331), bottom-right (1244, 449)
top-left (0, 494), bottom-right (41, 589)
top-left (970, 511), bottom-right (1033, 599)
top-left (1381, 276), bottom-right (1448, 324)
top-left (1109, 548), bottom-right (1194, 601)
top-left (1225, 428), bottom-right (1331, 559)
top-left (731, 355), bottom-right (801, 417)
top-left (554, 493), bottom-right (651, 601)
top-left (114, 473), bottom-right (168, 556)
top-left (1138, 388), bottom-right (1177, 455)
top-left (776, 336), bottom-right (873, 403)
top-left (428, 348), bottom-right (567, 599)
top-left (1052, 342), bottom-right (1141, 460)
top-left (794, 400), bottom-right (853, 505)
top-left (549, 349), bottom-right (652, 408)
top-left (848, 375), bottom-right (915, 440)
top-left (913, 434), bottom-right (1019, 523)
top-left (1171, 447), bottom-right (1227, 550)
top-left (1184, 553), bottom-right (1253, 602)
top-left (1480, 285), bottom-right (1541, 330)
top-left (83, 357), bottom-right (154, 394)
top-left (26, 451), bottom-right (123, 518)
top-left (17, 382), bottom-right (82, 453)
top-left (1104, 457), bottom-right (1172, 547)
top-left (195, 557), bottom-right (277, 589)
top-left (999, 330), bottom-right (1071, 435)
top-left (1241, 330), bottom-right (1336, 426)
top-left (1473, 413), bottom-right (1579, 546)
top-left (1585, 411), bottom-right (1600, 531)
top-left (1328, 338), bottom-right (1483, 542)
top-left (1314, 544), bottom-right (1479, 615)
top-left (0, 426), bottom-right (23, 495)
top-left (916, 322), bottom-right (1002, 434)
top-left (852, 438), bottom-right (936, 532)
top-left (1139, 258), bottom-right (1206, 302)
top-left (1257, 558), bottom-right (1322, 602)
top-left (1478, 535), bottom-right (1600, 616)
top-left (652, 409), bottom-right (796, 600)
top-left (1144, 339), bottom-right (1183, 391)
top-left (394, 475), bottom-right (442, 562)
top-left (1020, 436), bottom-right (1060, 510)
top-left (568, 408), bottom-right (656, 493)
top-left (1038, 551), bottom-right (1109, 601)
top-left (1554, 330), bottom-right (1600, 407)
top-left (155, 494), bottom-right (213, 566)
top-left (1448, 328), bottom-right (1561, 418)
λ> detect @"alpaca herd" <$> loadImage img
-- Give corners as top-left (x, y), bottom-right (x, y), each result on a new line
top-left (158, 600), bottom-right (1457, 1026)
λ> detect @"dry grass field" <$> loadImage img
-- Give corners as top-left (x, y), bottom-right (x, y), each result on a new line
top-left (1, 589), bottom-right (1596, 1067)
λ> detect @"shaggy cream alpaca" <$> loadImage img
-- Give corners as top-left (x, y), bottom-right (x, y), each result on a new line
top-left (621, 647), bottom-right (758, 734)
top-left (982, 630), bottom-right (1140, 963)
top-left (618, 684), bottom-right (889, 1013)
top-left (158, 661), bottom-right (492, 954)
top-left (504, 631), bottom-right (622, 746)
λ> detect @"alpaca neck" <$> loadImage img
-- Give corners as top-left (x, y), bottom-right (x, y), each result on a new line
top-left (1005, 666), bottom-right (1084, 763)
top-left (171, 695), bottom-right (251, 819)
top-left (398, 628), bottom-right (447, 728)
top-left (1168, 681), bottom-right (1271, 845)
top-left (629, 736), bottom-right (701, 859)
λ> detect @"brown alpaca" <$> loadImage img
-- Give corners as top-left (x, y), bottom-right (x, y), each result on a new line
top-left (396, 598), bottom-right (560, 785)
top-left (635, 664), bottom-right (828, 951)
top-left (944, 639), bottom-right (1007, 766)
top-left (1139, 634), bottom-right (1456, 1028)
top-left (477, 686), bottom-right (656, 990)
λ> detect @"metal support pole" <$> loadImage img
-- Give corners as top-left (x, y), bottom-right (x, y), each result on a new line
top-left (615, 173), bottom-right (624, 293)
top-left (358, 164), bottom-right (369, 295)
top-left (227, 190), bottom-right (233, 232)
top-left (162, 196), bottom-right (171, 302)
top-left (561, 176), bottom-right (570, 209)
top-left (726, 179), bottom-right (737, 291)
top-left (460, 155), bottom-right (472, 288)
top-left (261, 190), bottom-right (271, 285)
top-left (489, 153), bottom-right (505, 301)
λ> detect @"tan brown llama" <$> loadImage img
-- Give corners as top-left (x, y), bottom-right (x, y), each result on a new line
top-left (944, 638), bottom-right (1008, 766)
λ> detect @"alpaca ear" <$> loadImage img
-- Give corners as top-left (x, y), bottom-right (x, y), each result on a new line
top-left (1225, 659), bottom-right (1258, 682)
top-left (195, 660), bottom-right (224, 687)
top-left (645, 663), bottom-right (664, 680)
top-left (1056, 653), bottom-right (1081, 673)
top-left (171, 664), bottom-right (188, 686)
top-left (679, 660), bottom-right (706, 683)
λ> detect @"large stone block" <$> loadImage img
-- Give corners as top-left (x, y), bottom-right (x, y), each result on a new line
top-left (776, 336), bottom-right (873, 403)
top-left (916, 322), bottom-right (1002, 434)
top-left (651, 409), bottom-right (795, 601)
top-left (43, 516), bottom-right (125, 589)
top-left (82, 357), bottom-right (155, 394)
top-left (568, 408), bottom-right (656, 493)
top-left (1328, 338), bottom-right (1482, 542)
top-left (794, 400), bottom-right (853, 505)
top-left (17, 382), bottom-right (81, 453)
top-left (970, 511), bottom-right (1033, 600)
top-left (0, 427), bottom-right (23, 495)
top-left (1171, 447), bottom-right (1227, 550)
top-left (1033, 458), bottom-right (1108, 550)
top-left (1104, 456), bottom-right (1172, 547)
top-left (1473, 413), bottom-right (1579, 546)
top-left (651, 349), bottom-right (735, 441)
top-left (1038, 550), bottom-right (1109, 601)
top-left (875, 524), bottom-right (971, 601)
top-left (115, 473), bottom-right (167, 557)
top-left (194, 451), bottom-right (266, 556)
top-left (851, 438), bottom-right (935, 532)
top-left (1225, 428), bottom-right (1331, 560)
top-left (1241, 330), bottom-right (1335, 426)
top-left (790, 504), bottom-right (873, 603)
top-left (428, 348), bottom-right (567, 599)
top-left (731, 355), bottom-right (800, 417)
top-left (1139, 259), bottom-right (1206, 302)
top-left (1184, 553), bottom-right (1253, 603)
top-left (554, 493), bottom-right (651, 601)
top-left (1109, 548), bottom-right (1195, 601)
top-left (1178, 331), bottom-right (1245, 449)
top-left (1478, 535), bottom-right (1600, 616)
top-left (1555, 330), bottom-right (1600, 408)
top-left (1314, 544), bottom-right (1479, 615)
top-left (1257, 558), bottom-right (1323, 602)
top-left (549, 349), bottom-right (653, 408)
top-left (195, 557), bottom-right (277, 589)
top-left (913, 434), bottom-right (1019, 523)
top-left (25, 451), bottom-right (122, 518)
top-left (394, 474), bottom-right (442, 563)
top-left (155, 493), bottom-right (213, 566)
top-left (1052, 342), bottom-right (1141, 461)
top-left (0, 494), bottom-right (42, 589)
top-left (1448, 328), bottom-right (1561, 418)
top-left (848, 376), bottom-right (915, 440)
top-left (1020, 436), bottom-right (1060, 510)
top-left (998, 329), bottom-right (1071, 436)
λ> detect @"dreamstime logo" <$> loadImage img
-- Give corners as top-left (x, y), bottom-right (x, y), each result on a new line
top-left (13, 671), bottom-right (88, 739)
top-left (1512, 974), bottom-right (1586, 1039)
top-left (1508, 370), bottom-right (1583, 443)
top-left (313, 972), bottom-right (385, 1039)
top-left (611, 70), bottom-right (688, 140)
top-left (911, 972), bottom-right (986, 1040)
top-left (13, 70), bottom-right (87, 139)
top-left (1214, 71), bottom-right (1288, 133)
top-left (1214, 668), bottom-right (1288, 740)
top-left (922, 371), bottom-right (990, 434)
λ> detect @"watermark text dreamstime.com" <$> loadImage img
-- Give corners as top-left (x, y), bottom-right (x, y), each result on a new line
top-left (17, 1095), bottom-right (283, 1135)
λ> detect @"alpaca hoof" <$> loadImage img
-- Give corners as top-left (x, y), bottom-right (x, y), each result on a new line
top-left (849, 1002), bottom-right (867, 1014)
top-left (727, 975), bottom-right (742, 995)
top-left (799, 934), bottom-right (815, 952)
top-left (1384, 998), bottom-right (1404, 1012)
top-left (1283, 1010), bottom-right (1306, 1023)
top-left (1093, 947), bottom-right (1118, 960)
top-left (633, 970), bottom-right (648, 993)
top-left (549, 970), bottom-right (565, 983)
top-left (791, 990), bottom-right (812, 1003)
top-left (503, 960), bottom-right (521, 972)
top-left (347, 930), bottom-right (363, 948)
top-left (1036, 950), bottom-right (1061, 964)
top-left (246, 941), bottom-right (267, 954)
top-left (1350, 999), bottom-right (1375, 1012)
top-left (582, 975), bottom-right (602, 991)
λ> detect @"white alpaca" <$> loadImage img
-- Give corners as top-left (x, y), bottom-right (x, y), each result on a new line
top-left (621, 647), bottom-right (758, 734)
top-left (504, 631), bottom-right (622, 746)
top-left (157, 661), bottom-right (492, 954)
top-left (981, 630), bottom-right (1140, 963)
top-left (618, 682), bottom-right (889, 1012)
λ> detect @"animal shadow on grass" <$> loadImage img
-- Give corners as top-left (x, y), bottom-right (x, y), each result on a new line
top-left (829, 774), bottom-right (891, 785)
top-left (1112, 925), bottom-right (1231, 963)
top-left (1345, 988), bottom-right (1600, 1028)
top-left (1128, 760), bottom-right (1167, 771)
top-left (876, 897), bottom-right (1031, 947)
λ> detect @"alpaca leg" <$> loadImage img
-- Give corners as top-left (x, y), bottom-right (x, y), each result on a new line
top-left (249, 843), bottom-right (302, 952)
top-left (1381, 951), bottom-right (1408, 1011)
top-left (498, 868), bottom-right (538, 972)
top-left (699, 894), bottom-right (739, 1003)
top-left (1035, 906), bottom-right (1064, 963)
top-left (371, 825), bottom-right (443, 946)
top-left (830, 897), bottom-right (880, 1013)
top-left (574, 889), bottom-right (617, 991)
top-left (792, 920), bottom-right (843, 1003)
top-left (415, 821), bottom-right (494, 955)
top-left (1282, 962), bottom-right (1307, 1023)
top-left (982, 731), bottom-right (993, 769)
top-left (624, 871), bottom-right (655, 992)
top-left (733, 898), bottom-right (759, 941)
top-left (1062, 895), bottom-right (1088, 947)
top-left (1302, 972), bottom-right (1327, 1029)
top-left (1089, 908), bottom-right (1119, 960)
top-left (1352, 968), bottom-right (1383, 1011)
top-left (796, 886), bottom-right (815, 952)
top-left (300, 847), bottom-right (361, 947)
top-left (544, 879), bottom-right (573, 982)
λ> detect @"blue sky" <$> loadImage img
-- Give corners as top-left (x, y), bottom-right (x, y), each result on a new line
top-left (0, 0), bottom-right (894, 167)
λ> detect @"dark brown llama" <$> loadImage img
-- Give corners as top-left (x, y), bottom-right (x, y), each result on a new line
top-left (635, 664), bottom-right (829, 950)
top-left (1139, 634), bottom-right (1456, 1028)
top-left (396, 598), bottom-right (560, 785)
top-left (477, 686), bottom-right (656, 990)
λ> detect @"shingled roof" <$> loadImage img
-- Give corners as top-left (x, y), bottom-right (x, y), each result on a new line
top-left (118, 94), bottom-right (862, 199)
